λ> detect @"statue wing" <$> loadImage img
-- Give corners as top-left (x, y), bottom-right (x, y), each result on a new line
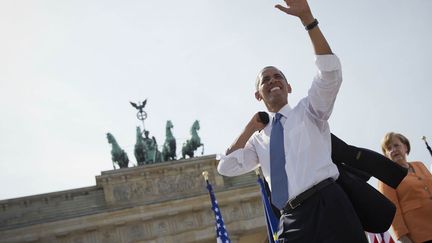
top-left (130, 101), bottom-right (139, 109)
top-left (142, 99), bottom-right (147, 107)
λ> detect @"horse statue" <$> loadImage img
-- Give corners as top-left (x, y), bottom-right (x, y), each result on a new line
top-left (134, 127), bottom-right (146, 166)
top-left (182, 120), bottom-right (204, 159)
top-left (162, 120), bottom-right (177, 161)
top-left (106, 133), bottom-right (129, 169)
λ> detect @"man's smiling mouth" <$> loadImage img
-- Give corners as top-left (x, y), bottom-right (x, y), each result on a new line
top-left (270, 87), bottom-right (281, 92)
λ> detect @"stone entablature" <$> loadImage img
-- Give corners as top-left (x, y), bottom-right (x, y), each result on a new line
top-left (0, 155), bottom-right (267, 243)
top-left (96, 155), bottom-right (225, 207)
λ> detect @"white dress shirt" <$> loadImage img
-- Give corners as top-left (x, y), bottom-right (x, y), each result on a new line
top-left (218, 54), bottom-right (343, 200)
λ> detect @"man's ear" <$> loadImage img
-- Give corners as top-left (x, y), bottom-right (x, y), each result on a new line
top-left (287, 83), bottom-right (292, 93)
top-left (255, 91), bottom-right (262, 101)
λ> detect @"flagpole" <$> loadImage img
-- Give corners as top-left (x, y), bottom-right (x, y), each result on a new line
top-left (422, 136), bottom-right (432, 158)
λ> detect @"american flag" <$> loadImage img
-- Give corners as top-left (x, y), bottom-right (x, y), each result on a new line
top-left (205, 179), bottom-right (231, 243)
top-left (367, 231), bottom-right (395, 243)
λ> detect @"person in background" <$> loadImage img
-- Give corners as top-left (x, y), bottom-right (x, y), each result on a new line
top-left (379, 132), bottom-right (432, 243)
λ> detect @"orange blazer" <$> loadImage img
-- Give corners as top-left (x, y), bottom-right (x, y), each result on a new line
top-left (378, 161), bottom-right (432, 243)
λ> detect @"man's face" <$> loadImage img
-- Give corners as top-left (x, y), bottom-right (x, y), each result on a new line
top-left (255, 67), bottom-right (291, 111)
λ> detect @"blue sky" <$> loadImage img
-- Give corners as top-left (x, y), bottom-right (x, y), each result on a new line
top-left (1, 0), bottom-right (431, 200)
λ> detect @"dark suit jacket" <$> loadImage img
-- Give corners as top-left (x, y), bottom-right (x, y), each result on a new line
top-left (266, 134), bottom-right (408, 233)
top-left (330, 134), bottom-right (408, 233)
top-left (331, 134), bottom-right (407, 189)
top-left (335, 165), bottom-right (396, 233)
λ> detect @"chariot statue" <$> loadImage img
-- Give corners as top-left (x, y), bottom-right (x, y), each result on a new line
top-left (143, 130), bottom-right (162, 164)
top-left (134, 127), bottom-right (146, 166)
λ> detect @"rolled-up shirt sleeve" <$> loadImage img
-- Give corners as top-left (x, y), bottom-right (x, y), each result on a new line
top-left (307, 54), bottom-right (342, 121)
top-left (217, 139), bottom-right (260, 176)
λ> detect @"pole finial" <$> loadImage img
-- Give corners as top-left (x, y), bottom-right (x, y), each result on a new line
top-left (202, 171), bottom-right (209, 180)
top-left (255, 168), bottom-right (260, 175)
top-left (422, 135), bottom-right (432, 157)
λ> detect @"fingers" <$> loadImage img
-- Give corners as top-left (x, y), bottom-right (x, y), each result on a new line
top-left (256, 122), bottom-right (266, 132)
top-left (275, 4), bottom-right (292, 15)
top-left (275, 0), bottom-right (310, 18)
top-left (253, 113), bottom-right (267, 131)
top-left (247, 113), bottom-right (264, 132)
top-left (257, 111), bottom-right (270, 125)
top-left (252, 112), bottom-right (262, 124)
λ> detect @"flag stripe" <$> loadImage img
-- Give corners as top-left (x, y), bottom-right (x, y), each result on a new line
top-left (367, 231), bottom-right (395, 243)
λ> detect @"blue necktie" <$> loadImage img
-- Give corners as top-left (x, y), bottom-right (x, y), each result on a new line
top-left (270, 113), bottom-right (289, 209)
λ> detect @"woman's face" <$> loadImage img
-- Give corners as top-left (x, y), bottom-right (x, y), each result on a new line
top-left (385, 136), bottom-right (408, 165)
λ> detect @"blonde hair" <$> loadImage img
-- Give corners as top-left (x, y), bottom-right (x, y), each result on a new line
top-left (381, 132), bottom-right (411, 155)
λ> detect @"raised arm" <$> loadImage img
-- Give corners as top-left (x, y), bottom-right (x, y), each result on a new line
top-left (218, 112), bottom-right (265, 176)
top-left (275, 0), bottom-right (332, 55)
top-left (225, 112), bottom-right (266, 155)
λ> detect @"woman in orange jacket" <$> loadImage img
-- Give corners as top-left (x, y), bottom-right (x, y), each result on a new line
top-left (379, 132), bottom-right (432, 243)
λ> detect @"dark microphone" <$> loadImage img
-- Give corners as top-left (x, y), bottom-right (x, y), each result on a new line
top-left (258, 111), bottom-right (270, 125)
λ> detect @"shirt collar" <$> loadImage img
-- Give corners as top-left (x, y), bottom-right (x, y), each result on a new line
top-left (269, 103), bottom-right (292, 120)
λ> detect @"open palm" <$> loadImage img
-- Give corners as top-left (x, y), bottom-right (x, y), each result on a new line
top-left (275, 0), bottom-right (312, 20)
